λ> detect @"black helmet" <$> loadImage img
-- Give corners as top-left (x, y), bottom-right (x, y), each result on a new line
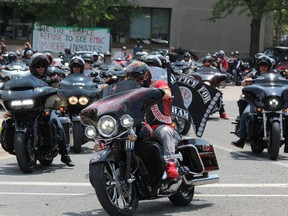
top-left (255, 55), bottom-right (272, 72)
top-left (203, 55), bottom-right (212, 64)
top-left (82, 53), bottom-right (93, 63)
top-left (183, 52), bottom-right (191, 58)
top-left (104, 51), bottom-right (111, 56)
top-left (235, 51), bottom-right (239, 56)
top-left (144, 55), bottom-right (162, 67)
top-left (122, 46), bottom-right (127, 50)
top-left (69, 56), bottom-right (85, 73)
top-left (29, 53), bottom-right (49, 77)
top-left (230, 51), bottom-right (235, 57)
top-left (8, 51), bottom-right (18, 63)
top-left (125, 61), bottom-right (150, 81)
top-left (45, 52), bottom-right (53, 65)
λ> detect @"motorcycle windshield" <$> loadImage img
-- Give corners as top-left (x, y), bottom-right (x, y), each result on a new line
top-left (243, 72), bottom-right (288, 106)
top-left (149, 66), bottom-right (168, 82)
top-left (1, 74), bottom-right (48, 90)
top-left (80, 80), bottom-right (165, 126)
top-left (59, 73), bottom-right (98, 90)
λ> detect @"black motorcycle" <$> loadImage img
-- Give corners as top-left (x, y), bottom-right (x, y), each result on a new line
top-left (232, 72), bottom-right (288, 160)
top-left (57, 73), bottom-right (101, 153)
top-left (0, 75), bottom-right (66, 173)
top-left (80, 80), bottom-right (219, 216)
top-left (191, 67), bottom-right (227, 88)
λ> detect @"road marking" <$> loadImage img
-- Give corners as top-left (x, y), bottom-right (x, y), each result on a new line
top-left (0, 192), bottom-right (85, 196)
top-left (214, 144), bottom-right (288, 168)
top-left (0, 182), bottom-right (288, 188)
top-left (0, 192), bottom-right (288, 198)
top-left (0, 181), bottom-right (90, 186)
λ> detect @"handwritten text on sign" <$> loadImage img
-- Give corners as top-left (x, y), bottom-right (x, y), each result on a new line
top-left (33, 25), bottom-right (110, 53)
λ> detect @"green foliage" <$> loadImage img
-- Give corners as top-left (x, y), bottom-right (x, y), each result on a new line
top-left (0, 0), bottom-right (135, 27)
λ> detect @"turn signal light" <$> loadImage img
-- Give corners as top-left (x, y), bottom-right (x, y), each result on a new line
top-left (59, 106), bottom-right (65, 112)
top-left (256, 107), bottom-right (262, 113)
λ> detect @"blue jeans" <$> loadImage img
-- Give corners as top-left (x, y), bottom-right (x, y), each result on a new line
top-left (239, 102), bottom-right (255, 139)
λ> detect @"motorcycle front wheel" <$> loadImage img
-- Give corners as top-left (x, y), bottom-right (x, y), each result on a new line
top-left (268, 121), bottom-right (281, 160)
top-left (72, 122), bottom-right (83, 153)
top-left (14, 132), bottom-right (36, 173)
top-left (90, 162), bottom-right (139, 216)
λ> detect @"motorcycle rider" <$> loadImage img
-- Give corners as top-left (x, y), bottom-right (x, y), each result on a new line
top-left (231, 55), bottom-right (277, 149)
top-left (125, 61), bottom-right (180, 179)
top-left (121, 46), bottom-right (132, 60)
top-left (29, 53), bottom-right (75, 166)
top-left (82, 53), bottom-right (95, 76)
top-left (69, 56), bottom-right (85, 74)
top-left (219, 50), bottom-right (228, 72)
top-left (200, 56), bottom-right (229, 119)
top-left (181, 52), bottom-right (196, 70)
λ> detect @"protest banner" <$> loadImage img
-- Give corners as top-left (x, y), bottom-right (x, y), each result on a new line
top-left (32, 24), bottom-right (110, 53)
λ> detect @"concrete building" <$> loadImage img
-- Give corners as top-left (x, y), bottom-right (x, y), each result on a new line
top-left (134, 0), bottom-right (273, 57)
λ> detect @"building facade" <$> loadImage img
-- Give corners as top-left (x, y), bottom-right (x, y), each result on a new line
top-left (134, 0), bottom-right (273, 57)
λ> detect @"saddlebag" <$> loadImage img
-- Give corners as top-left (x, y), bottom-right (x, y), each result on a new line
top-left (178, 138), bottom-right (219, 172)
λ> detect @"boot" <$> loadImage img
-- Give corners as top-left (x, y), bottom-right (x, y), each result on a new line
top-left (166, 162), bottom-right (179, 179)
top-left (231, 138), bottom-right (245, 149)
top-left (61, 155), bottom-right (75, 167)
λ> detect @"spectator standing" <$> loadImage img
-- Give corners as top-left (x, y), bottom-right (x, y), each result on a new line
top-left (133, 41), bottom-right (143, 58)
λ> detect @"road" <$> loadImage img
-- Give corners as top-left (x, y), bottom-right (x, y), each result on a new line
top-left (0, 85), bottom-right (288, 216)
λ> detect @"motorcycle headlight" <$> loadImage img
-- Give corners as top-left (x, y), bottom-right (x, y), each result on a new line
top-left (203, 81), bottom-right (211, 86)
top-left (120, 114), bottom-right (134, 128)
top-left (79, 96), bottom-right (89, 105)
top-left (85, 126), bottom-right (96, 139)
top-left (267, 96), bottom-right (282, 111)
top-left (10, 99), bottom-right (34, 109)
top-left (97, 115), bottom-right (118, 138)
top-left (68, 96), bottom-right (78, 105)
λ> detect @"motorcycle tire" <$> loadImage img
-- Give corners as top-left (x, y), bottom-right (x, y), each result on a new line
top-left (169, 185), bottom-right (194, 206)
top-left (175, 117), bottom-right (191, 135)
top-left (1, 127), bottom-right (15, 154)
top-left (90, 162), bottom-right (139, 216)
top-left (268, 121), bottom-right (281, 160)
top-left (14, 132), bottom-right (36, 173)
top-left (72, 122), bottom-right (83, 153)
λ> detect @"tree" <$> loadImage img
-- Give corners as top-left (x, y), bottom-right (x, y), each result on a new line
top-left (0, 0), bottom-right (135, 27)
top-left (209, 0), bottom-right (288, 57)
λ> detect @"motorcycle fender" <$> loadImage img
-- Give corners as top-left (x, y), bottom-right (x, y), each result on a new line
top-left (89, 148), bottom-right (119, 165)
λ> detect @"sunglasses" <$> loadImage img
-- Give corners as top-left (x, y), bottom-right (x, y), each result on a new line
top-left (35, 65), bottom-right (45, 68)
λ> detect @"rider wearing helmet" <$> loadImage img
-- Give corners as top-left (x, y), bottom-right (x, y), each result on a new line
top-left (7, 51), bottom-right (18, 64)
top-left (144, 55), bottom-right (162, 68)
top-left (231, 54), bottom-right (274, 149)
top-left (29, 53), bottom-right (75, 166)
top-left (181, 52), bottom-right (196, 70)
top-left (125, 61), bottom-right (180, 179)
top-left (69, 56), bottom-right (85, 74)
top-left (219, 50), bottom-right (228, 71)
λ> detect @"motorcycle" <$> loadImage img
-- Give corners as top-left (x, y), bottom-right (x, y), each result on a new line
top-left (191, 67), bottom-right (227, 88)
top-left (171, 61), bottom-right (194, 76)
top-left (57, 73), bottom-right (101, 153)
top-left (97, 62), bottom-right (126, 85)
top-left (191, 67), bottom-right (227, 115)
top-left (0, 75), bottom-right (67, 173)
top-left (80, 80), bottom-right (219, 216)
top-left (231, 72), bottom-right (288, 160)
top-left (0, 61), bottom-right (30, 83)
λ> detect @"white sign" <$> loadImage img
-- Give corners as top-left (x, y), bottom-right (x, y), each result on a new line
top-left (32, 24), bottom-right (110, 53)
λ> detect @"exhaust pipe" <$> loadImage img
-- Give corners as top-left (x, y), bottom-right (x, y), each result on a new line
top-left (184, 174), bottom-right (219, 186)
